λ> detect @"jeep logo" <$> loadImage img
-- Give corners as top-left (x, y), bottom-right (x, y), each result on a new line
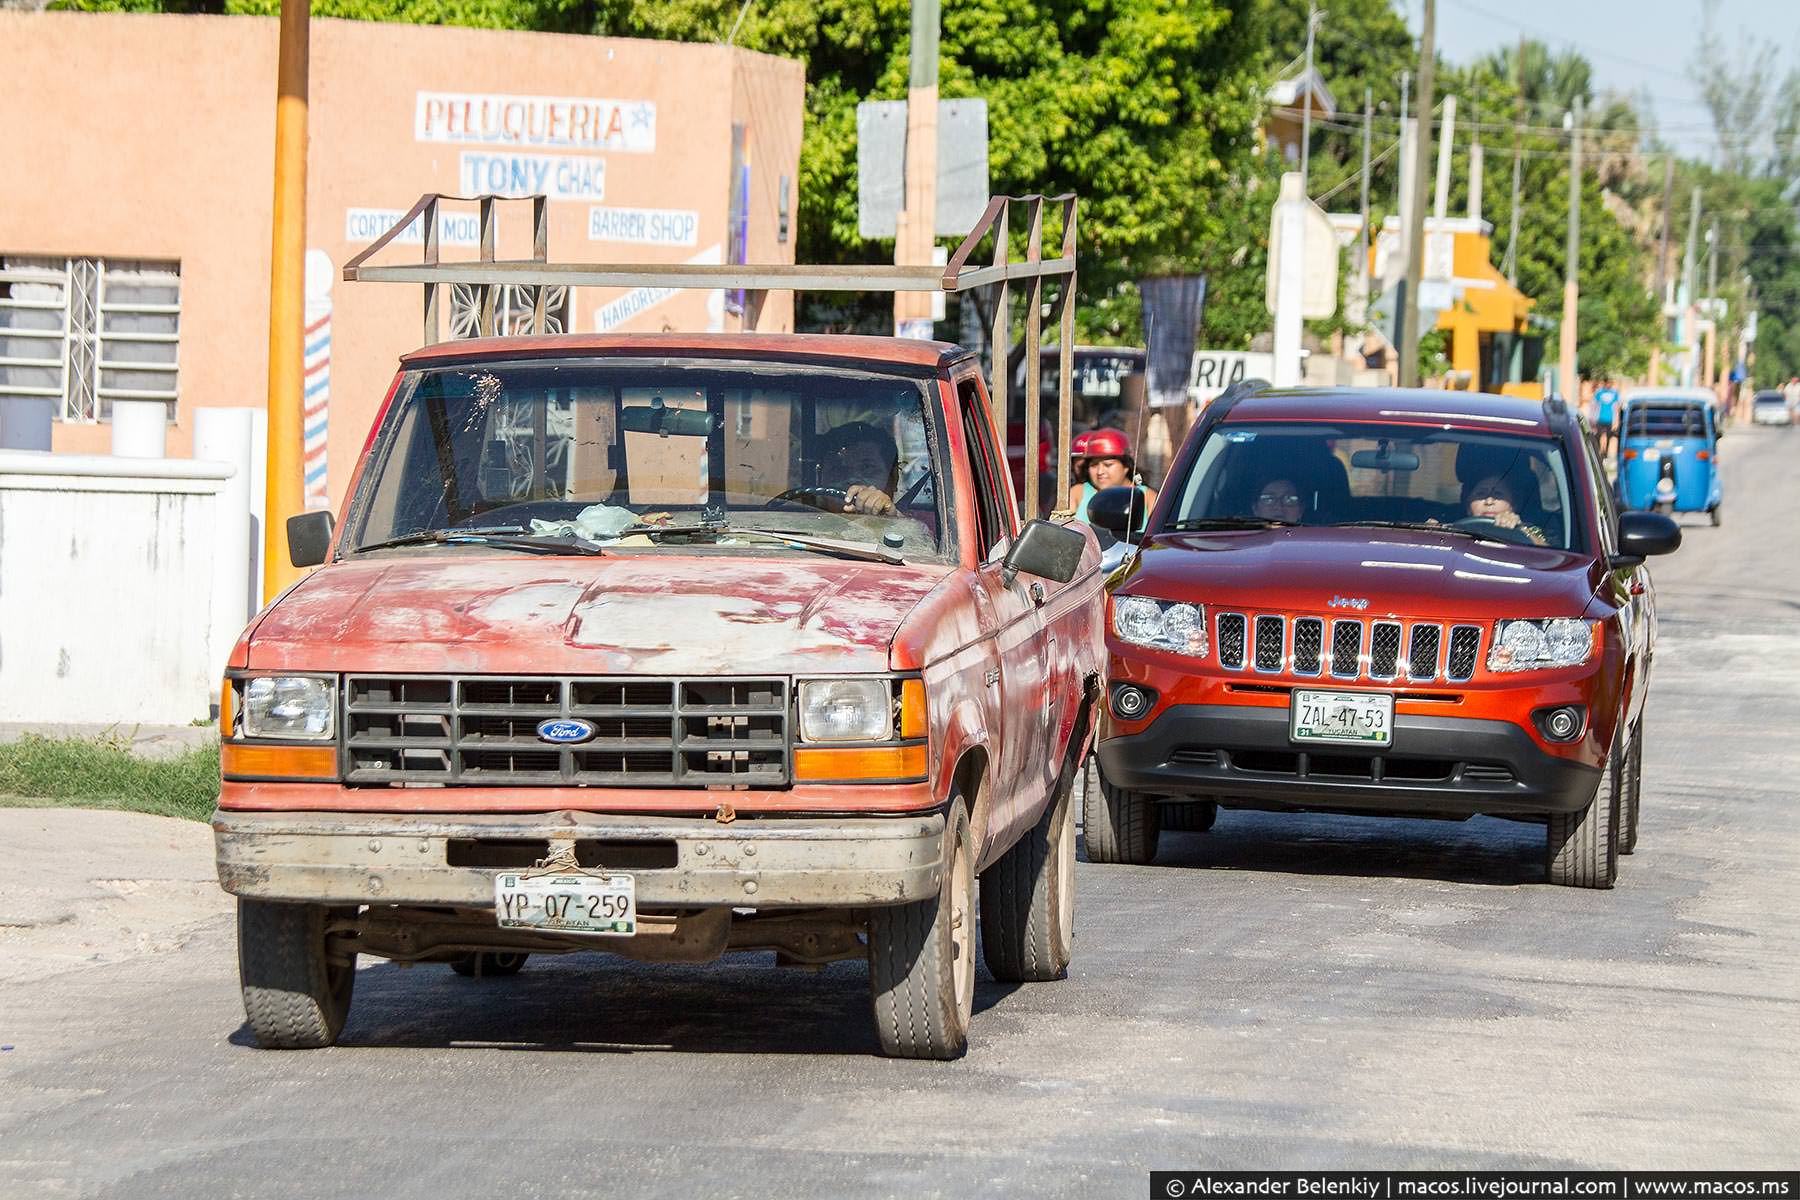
top-left (1328, 595), bottom-right (1370, 610)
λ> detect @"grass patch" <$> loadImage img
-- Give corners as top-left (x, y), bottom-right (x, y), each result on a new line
top-left (0, 735), bottom-right (220, 822)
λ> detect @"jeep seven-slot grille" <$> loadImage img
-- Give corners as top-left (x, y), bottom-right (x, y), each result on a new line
top-left (1211, 616), bottom-right (1483, 684)
top-left (344, 676), bottom-right (789, 787)
top-left (1447, 626), bottom-right (1483, 682)
top-left (1217, 614), bottom-right (1248, 670)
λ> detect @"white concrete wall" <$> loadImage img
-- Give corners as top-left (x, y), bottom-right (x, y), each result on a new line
top-left (0, 452), bottom-right (232, 725)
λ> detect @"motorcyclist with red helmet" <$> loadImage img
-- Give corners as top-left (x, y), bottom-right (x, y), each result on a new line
top-left (1068, 427), bottom-right (1158, 524)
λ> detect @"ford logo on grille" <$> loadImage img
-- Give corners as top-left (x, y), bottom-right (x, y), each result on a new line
top-left (536, 718), bottom-right (596, 745)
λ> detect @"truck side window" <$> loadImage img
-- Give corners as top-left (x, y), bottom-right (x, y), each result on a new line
top-left (958, 378), bottom-right (1006, 560)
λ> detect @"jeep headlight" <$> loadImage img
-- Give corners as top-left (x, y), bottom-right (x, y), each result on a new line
top-left (798, 679), bottom-right (892, 743)
top-left (241, 675), bottom-right (336, 739)
top-left (1112, 596), bottom-right (1208, 657)
top-left (1488, 619), bottom-right (1596, 672)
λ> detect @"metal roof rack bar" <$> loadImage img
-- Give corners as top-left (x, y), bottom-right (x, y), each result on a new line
top-left (343, 191), bottom-right (1080, 517)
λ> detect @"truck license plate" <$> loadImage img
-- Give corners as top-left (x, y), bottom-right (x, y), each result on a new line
top-left (494, 872), bottom-right (636, 937)
top-left (1290, 690), bottom-right (1393, 747)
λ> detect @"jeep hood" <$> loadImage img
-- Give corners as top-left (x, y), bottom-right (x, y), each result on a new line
top-left (246, 554), bottom-right (953, 675)
top-left (1119, 526), bottom-right (1598, 620)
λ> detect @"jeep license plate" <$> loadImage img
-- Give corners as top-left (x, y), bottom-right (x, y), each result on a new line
top-left (494, 872), bottom-right (636, 937)
top-left (1290, 690), bottom-right (1393, 747)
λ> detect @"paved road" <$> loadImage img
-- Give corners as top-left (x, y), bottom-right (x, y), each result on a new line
top-left (3, 427), bottom-right (1797, 1197)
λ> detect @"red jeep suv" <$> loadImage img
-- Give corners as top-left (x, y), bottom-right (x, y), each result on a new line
top-left (1086, 386), bottom-right (1681, 888)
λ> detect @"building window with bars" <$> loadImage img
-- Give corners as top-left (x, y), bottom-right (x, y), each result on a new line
top-left (0, 257), bottom-right (181, 424)
top-left (448, 283), bottom-right (568, 339)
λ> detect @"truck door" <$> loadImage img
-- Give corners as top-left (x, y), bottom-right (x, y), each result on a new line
top-left (956, 374), bottom-right (1052, 847)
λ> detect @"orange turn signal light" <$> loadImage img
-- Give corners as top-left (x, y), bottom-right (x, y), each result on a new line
top-left (221, 742), bottom-right (339, 780)
top-left (1696, 450), bottom-right (1711, 461)
top-left (1622, 449), bottom-right (1638, 460)
top-left (794, 743), bottom-right (927, 783)
top-left (220, 679), bottom-right (236, 738)
top-left (898, 679), bottom-right (927, 740)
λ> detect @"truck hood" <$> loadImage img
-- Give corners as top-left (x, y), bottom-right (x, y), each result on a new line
top-left (247, 553), bottom-right (952, 676)
top-left (1119, 526), bottom-right (1598, 621)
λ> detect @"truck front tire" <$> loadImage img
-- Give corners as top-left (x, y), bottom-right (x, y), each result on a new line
top-left (238, 899), bottom-right (356, 1049)
top-left (1081, 760), bottom-right (1160, 865)
top-left (868, 796), bottom-right (976, 1060)
top-left (980, 759), bottom-right (1075, 983)
top-left (1620, 721), bottom-right (1644, 855)
top-left (1546, 738), bottom-right (1621, 889)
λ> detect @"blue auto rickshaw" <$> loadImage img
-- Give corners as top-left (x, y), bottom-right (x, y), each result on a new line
top-left (1616, 389), bottom-right (1722, 525)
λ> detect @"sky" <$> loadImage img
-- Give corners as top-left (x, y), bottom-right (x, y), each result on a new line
top-left (1400, 0), bottom-right (1800, 163)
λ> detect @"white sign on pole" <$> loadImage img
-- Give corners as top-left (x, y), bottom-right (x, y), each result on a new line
top-left (1265, 175), bottom-right (1339, 321)
top-left (1187, 351), bottom-right (1275, 404)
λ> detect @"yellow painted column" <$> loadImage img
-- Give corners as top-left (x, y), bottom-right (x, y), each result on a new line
top-left (263, 0), bottom-right (310, 603)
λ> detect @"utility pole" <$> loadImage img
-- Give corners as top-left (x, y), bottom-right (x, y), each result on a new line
top-left (1504, 33), bottom-right (1523, 285)
top-left (1357, 86), bottom-right (1373, 304)
top-left (1395, 71), bottom-right (1410, 222)
top-left (893, 0), bottom-right (940, 340)
top-left (1703, 220), bottom-right (1719, 386)
top-left (1649, 154), bottom-right (1674, 384)
top-left (1300, 0), bottom-right (1319, 191)
top-left (263, 0), bottom-right (310, 602)
top-left (1398, 0), bottom-right (1435, 388)
top-left (1558, 99), bottom-right (1583, 406)
top-left (1682, 185), bottom-right (1701, 385)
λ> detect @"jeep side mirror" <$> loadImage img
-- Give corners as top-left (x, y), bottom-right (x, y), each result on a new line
top-left (1085, 485), bottom-right (1151, 537)
top-left (1002, 519), bottom-right (1085, 584)
top-left (1611, 511), bottom-right (1680, 568)
top-left (288, 511), bottom-right (335, 568)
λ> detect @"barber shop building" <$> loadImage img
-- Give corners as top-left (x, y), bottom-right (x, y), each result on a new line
top-left (0, 11), bottom-right (803, 510)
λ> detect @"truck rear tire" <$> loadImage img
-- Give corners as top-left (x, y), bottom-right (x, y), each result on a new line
top-left (1620, 721), bottom-right (1644, 855)
top-left (1081, 766), bottom-right (1160, 865)
top-left (868, 796), bottom-right (976, 1059)
top-left (450, 951), bottom-right (529, 977)
top-left (979, 760), bottom-right (1075, 983)
top-left (238, 899), bottom-right (356, 1049)
top-left (1160, 801), bottom-right (1218, 832)
top-left (1546, 738), bottom-right (1621, 889)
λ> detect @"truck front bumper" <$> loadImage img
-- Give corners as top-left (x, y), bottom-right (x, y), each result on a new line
top-left (213, 808), bottom-right (945, 909)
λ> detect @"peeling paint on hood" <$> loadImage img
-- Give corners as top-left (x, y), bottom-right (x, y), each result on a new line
top-left (246, 552), bottom-right (954, 675)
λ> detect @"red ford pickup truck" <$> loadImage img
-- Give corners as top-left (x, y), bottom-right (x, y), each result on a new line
top-left (1087, 386), bottom-right (1680, 888)
top-left (215, 332), bottom-right (1104, 1059)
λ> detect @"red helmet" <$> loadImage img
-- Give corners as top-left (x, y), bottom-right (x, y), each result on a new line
top-left (1081, 427), bottom-right (1132, 460)
top-left (1070, 429), bottom-right (1097, 458)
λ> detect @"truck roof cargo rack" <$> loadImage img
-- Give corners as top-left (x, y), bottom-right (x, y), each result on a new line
top-left (344, 192), bottom-right (1080, 516)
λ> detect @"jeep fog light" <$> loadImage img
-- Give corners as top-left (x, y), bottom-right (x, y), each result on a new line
top-left (242, 676), bottom-right (335, 739)
top-left (798, 679), bottom-right (892, 743)
top-left (1488, 619), bottom-right (1596, 672)
top-left (1113, 596), bottom-right (1208, 657)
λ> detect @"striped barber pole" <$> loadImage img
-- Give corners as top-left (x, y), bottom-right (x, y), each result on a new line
top-left (302, 311), bottom-right (330, 509)
top-left (302, 249), bottom-right (332, 511)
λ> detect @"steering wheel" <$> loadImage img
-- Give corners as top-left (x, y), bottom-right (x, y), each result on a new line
top-left (766, 485), bottom-right (851, 512)
top-left (1450, 515), bottom-right (1534, 545)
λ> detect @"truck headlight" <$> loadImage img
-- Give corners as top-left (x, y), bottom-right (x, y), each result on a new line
top-left (1112, 596), bottom-right (1207, 657)
top-left (241, 675), bottom-right (336, 739)
top-left (798, 679), bottom-right (892, 743)
top-left (1488, 619), bottom-right (1596, 672)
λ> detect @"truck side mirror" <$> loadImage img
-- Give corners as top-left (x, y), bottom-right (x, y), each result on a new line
top-left (1085, 485), bottom-right (1150, 537)
top-left (1610, 511), bottom-right (1681, 568)
top-left (288, 511), bottom-right (335, 568)
top-left (1002, 519), bottom-right (1085, 585)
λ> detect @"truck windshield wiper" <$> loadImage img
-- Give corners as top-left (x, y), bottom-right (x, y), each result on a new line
top-left (1163, 517), bottom-right (1293, 531)
top-left (355, 527), bottom-right (607, 555)
top-left (1329, 519), bottom-right (1510, 545)
top-left (617, 522), bottom-right (904, 565)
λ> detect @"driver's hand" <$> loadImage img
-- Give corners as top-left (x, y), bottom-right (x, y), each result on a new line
top-left (1494, 510), bottom-right (1521, 529)
top-left (843, 485), bottom-right (897, 516)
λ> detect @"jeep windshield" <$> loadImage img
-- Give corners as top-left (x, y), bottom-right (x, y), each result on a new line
top-left (1163, 421), bottom-right (1583, 552)
top-left (342, 358), bottom-right (949, 562)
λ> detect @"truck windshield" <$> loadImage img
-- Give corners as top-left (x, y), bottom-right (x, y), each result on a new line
top-left (1164, 421), bottom-right (1582, 552)
top-left (344, 359), bottom-right (947, 560)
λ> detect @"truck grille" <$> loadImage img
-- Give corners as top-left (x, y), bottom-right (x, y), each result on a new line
top-left (343, 676), bottom-right (789, 787)
top-left (1213, 614), bottom-right (1483, 684)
